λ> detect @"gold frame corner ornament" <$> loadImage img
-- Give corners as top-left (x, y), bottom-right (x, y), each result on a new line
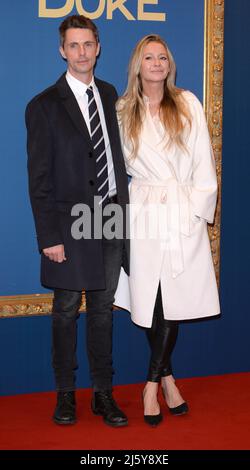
top-left (0, 0), bottom-right (224, 318)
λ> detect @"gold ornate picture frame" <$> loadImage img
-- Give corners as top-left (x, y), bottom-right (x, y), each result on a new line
top-left (204, 0), bottom-right (223, 284)
top-left (0, 0), bottom-right (224, 318)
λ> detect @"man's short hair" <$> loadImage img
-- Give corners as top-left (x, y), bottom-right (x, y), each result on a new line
top-left (59, 15), bottom-right (99, 47)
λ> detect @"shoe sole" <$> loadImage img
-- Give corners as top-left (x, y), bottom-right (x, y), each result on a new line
top-left (53, 417), bottom-right (77, 425)
top-left (92, 408), bottom-right (128, 427)
top-left (103, 418), bottom-right (128, 427)
top-left (169, 407), bottom-right (189, 416)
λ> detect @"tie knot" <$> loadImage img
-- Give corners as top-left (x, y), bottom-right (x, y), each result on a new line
top-left (86, 86), bottom-right (94, 99)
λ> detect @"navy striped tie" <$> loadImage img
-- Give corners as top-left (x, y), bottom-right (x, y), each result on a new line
top-left (86, 86), bottom-right (109, 205)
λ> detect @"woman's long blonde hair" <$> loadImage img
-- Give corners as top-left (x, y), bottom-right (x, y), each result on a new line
top-left (117, 34), bottom-right (192, 158)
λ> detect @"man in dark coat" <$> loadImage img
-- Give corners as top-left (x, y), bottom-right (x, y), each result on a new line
top-left (26, 15), bottom-right (129, 427)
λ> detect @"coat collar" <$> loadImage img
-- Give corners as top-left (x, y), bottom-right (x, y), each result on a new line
top-left (140, 108), bottom-right (179, 180)
top-left (55, 73), bottom-right (114, 149)
top-left (141, 108), bottom-right (169, 157)
top-left (56, 73), bottom-right (91, 144)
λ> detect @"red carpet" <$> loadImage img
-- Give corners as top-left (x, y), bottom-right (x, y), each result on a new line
top-left (0, 373), bottom-right (250, 450)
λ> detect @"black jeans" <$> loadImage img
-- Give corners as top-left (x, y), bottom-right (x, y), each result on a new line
top-left (146, 284), bottom-right (179, 382)
top-left (52, 237), bottom-right (123, 392)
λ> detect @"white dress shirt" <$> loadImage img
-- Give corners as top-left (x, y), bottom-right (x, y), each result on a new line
top-left (66, 71), bottom-right (117, 197)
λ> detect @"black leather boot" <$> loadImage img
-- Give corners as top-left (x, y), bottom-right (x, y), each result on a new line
top-left (91, 390), bottom-right (128, 427)
top-left (53, 391), bottom-right (76, 425)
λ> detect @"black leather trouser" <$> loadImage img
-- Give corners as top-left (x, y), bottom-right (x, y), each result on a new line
top-left (146, 284), bottom-right (179, 383)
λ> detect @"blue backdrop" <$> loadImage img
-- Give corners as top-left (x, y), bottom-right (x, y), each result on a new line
top-left (0, 0), bottom-right (204, 296)
top-left (1, 1), bottom-right (250, 396)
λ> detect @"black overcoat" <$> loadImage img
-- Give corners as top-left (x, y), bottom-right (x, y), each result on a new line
top-left (26, 73), bottom-right (129, 290)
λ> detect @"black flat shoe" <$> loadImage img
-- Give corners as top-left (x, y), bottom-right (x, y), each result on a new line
top-left (92, 390), bottom-right (128, 427)
top-left (53, 391), bottom-right (77, 425)
top-left (169, 401), bottom-right (189, 416)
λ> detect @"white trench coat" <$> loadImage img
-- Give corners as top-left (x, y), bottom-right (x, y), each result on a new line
top-left (115, 91), bottom-right (220, 327)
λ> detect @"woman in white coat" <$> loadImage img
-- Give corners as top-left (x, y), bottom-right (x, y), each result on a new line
top-left (115, 34), bottom-right (220, 426)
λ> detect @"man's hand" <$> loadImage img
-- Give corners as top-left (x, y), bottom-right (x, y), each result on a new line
top-left (43, 244), bottom-right (66, 263)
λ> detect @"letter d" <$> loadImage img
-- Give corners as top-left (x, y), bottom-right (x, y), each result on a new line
top-left (39, 0), bottom-right (74, 18)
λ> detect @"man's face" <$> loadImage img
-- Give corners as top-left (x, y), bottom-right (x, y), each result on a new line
top-left (60, 28), bottom-right (100, 83)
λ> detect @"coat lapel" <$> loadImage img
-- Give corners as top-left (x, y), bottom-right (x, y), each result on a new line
top-left (141, 110), bottom-right (179, 180)
top-left (141, 108), bottom-right (163, 149)
top-left (56, 74), bottom-right (92, 146)
top-left (95, 79), bottom-right (122, 180)
top-left (96, 79), bottom-right (115, 145)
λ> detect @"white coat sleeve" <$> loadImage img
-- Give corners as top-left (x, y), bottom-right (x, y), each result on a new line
top-left (189, 96), bottom-right (218, 223)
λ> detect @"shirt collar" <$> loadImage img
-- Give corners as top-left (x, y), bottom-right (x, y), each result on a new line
top-left (66, 71), bottom-right (97, 97)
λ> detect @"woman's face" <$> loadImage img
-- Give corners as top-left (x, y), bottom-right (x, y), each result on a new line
top-left (139, 41), bottom-right (170, 87)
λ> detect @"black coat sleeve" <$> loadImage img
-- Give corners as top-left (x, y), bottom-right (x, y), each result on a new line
top-left (26, 98), bottom-right (63, 252)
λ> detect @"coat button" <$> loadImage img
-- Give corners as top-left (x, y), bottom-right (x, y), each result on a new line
top-left (89, 180), bottom-right (94, 186)
top-left (89, 151), bottom-right (93, 158)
